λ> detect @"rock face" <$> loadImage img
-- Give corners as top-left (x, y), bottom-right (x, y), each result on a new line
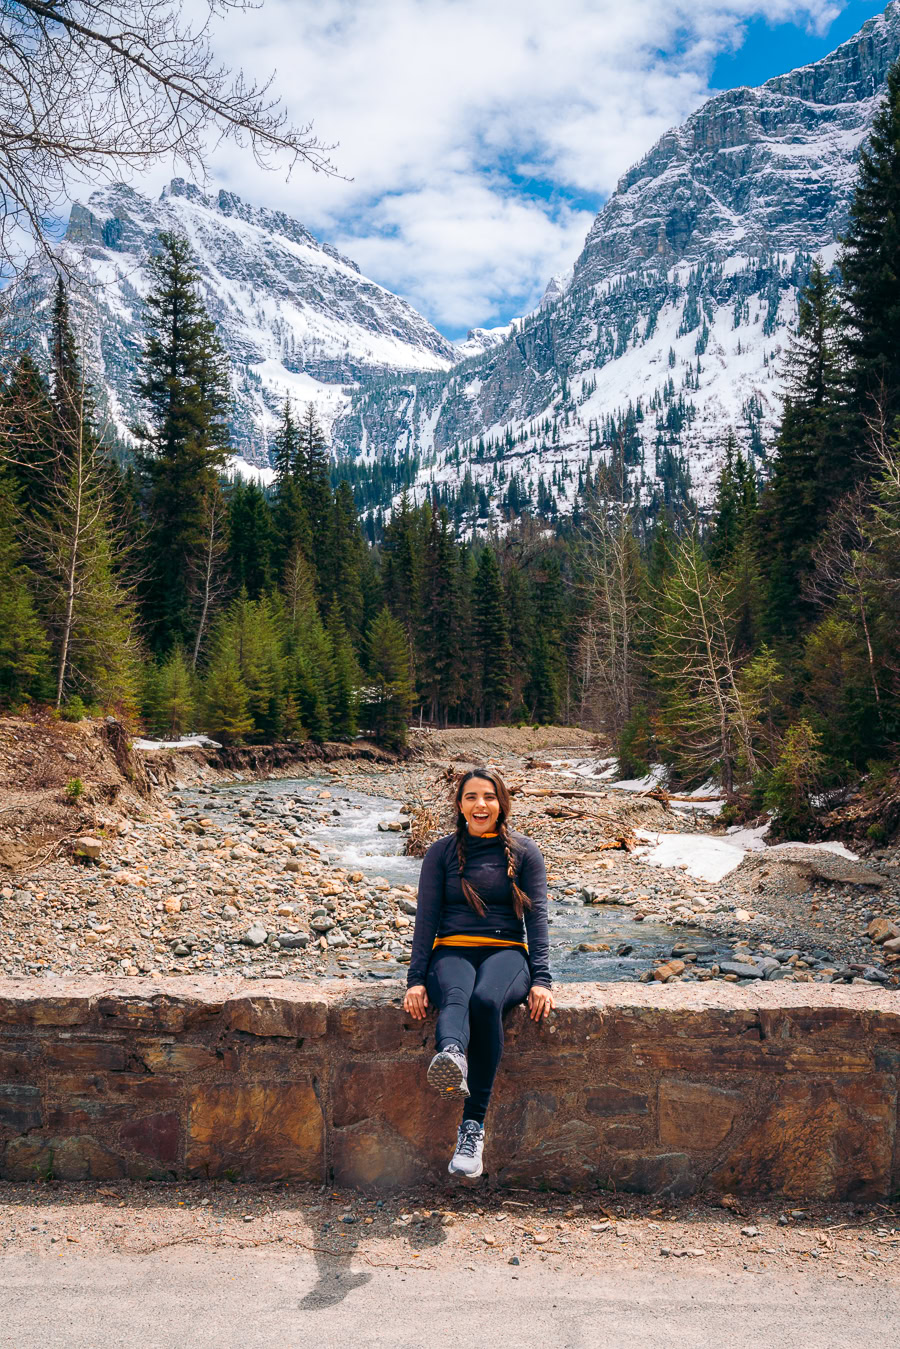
top-left (1, 978), bottom-right (898, 1198)
top-left (331, 2), bottom-right (900, 515)
top-left (18, 178), bottom-right (455, 466)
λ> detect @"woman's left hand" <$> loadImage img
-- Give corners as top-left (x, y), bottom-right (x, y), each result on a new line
top-left (527, 985), bottom-right (554, 1021)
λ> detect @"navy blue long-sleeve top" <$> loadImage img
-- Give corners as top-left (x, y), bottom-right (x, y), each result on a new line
top-left (406, 830), bottom-right (552, 989)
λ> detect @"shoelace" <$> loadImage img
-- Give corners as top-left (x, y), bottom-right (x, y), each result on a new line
top-left (456, 1125), bottom-right (482, 1158)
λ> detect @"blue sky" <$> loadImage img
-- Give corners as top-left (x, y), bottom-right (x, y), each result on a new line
top-left (178, 0), bottom-right (892, 337)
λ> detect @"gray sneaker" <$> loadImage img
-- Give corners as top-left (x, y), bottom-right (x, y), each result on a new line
top-left (449, 1120), bottom-right (485, 1177)
top-left (427, 1043), bottom-right (470, 1097)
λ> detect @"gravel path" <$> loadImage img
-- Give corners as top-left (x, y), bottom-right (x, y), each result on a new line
top-left (0, 1181), bottom-right (897, 1348)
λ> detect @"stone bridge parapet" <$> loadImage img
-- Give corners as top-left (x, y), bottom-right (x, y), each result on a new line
top-left (0, 979), bottom-right (898, 1197)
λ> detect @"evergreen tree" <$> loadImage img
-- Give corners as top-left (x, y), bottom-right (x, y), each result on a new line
top-left (841, 61), bottom-right (900, 430)
top-left (418, 506), bottom-right (460, 724)
top-left (271, 397), bottom-right (311, 571)
top-left (134, 231), bottom-right (231, 653)
top-left (472, 545), bottom-right (511, 724)
top-left (326, 601), bottom-right (361, 740)
top-left (202, 656), bottom-right (253, 745)
top-left (27, 289), bottom-right (139, 710)
top-left (330, 478), bottom-right (365, 635)
top-left (363, 605), bottom-right (412, 749)
top-left (760, 261), bottom-right (849, 634)
top-left (227, 479), bottom-right (274, 599)
top-left (0, 470), bottom-right (49, 705)
top-left (295, 402), bottom-right (334, 599)
top-left (143, 646), bottom-right (196, 737)
top-left (472, 543), bottom-right (510, 721)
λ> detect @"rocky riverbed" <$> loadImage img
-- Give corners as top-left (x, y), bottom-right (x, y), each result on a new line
top-left (1, 727), bottom-right (898, 988)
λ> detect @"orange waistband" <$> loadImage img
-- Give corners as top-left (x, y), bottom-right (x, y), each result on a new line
top-left (432, 935), bottom-right (527, 950)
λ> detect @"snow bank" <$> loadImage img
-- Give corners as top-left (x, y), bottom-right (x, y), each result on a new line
top-left (133, 735), bottom-right (222, 751)
top-left (634, 826), bottom-right (859, 883)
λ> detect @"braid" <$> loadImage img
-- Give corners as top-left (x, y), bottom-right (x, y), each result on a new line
top-left (499, 821), bottom-right (532, 920)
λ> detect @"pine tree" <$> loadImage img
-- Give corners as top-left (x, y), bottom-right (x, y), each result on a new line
top-left (363, 605), bottom-right (412, 749)
top-left (27, 289), bottom-right (139, 710)
top-left (472, 545), bottom-right (511, 724)
top-left (0, 470), bottom-right (49, 705)
top-left (417, 506), bottom-right (460, 724)
top-left (760, 261), bottom-right (849, 635)
top-left (282, 547), bottom-right (333, 741)
top-left (295, 402), bottom-right (334, 599)
top-left (841, 61), bottom-right (900, 430)
top-left (143, 647), bottom-right (196, 737)
top-left (326, 601), bottom-right (361, 740)
top-left (202, 657), bottom-right (253, 745)
top-left (271, 397), bottom-right (311, 571)
top-left (134, 231), bottom-right (231, 653)
top-left (330, 479), bottom-right (365, 635)
top-left (227, 479), bottom-right (274, 599)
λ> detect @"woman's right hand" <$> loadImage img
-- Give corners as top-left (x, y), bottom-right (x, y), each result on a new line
top-left (403, 985), bottom-right (429, 1019)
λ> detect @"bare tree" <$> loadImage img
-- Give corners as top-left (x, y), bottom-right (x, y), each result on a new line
top-left (188, 486), bottom-right (227, 669)
top-left (805, 485), bottom-right (884, 723)
top-left (577, 496), bottom-right (644, 736)
top-left (654, 532), bottom-right (756, 793)
top-left (0, 0), bottom-right (338, 273)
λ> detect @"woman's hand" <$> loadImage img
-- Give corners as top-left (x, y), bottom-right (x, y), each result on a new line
top-left (527, 986), bottom-right (554, 1021)
top-left (403, 985), bottom-right (429, 1020)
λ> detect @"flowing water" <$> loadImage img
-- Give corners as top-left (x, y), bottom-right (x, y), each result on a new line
top-left (187, 776), bottom-right (733, 982)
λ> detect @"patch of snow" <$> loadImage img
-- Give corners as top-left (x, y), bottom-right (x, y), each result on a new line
top-left (634, 829), bottom-right (747, 883)
top-left (609, 765), bottom-right (668, 793)
top-left (133, 735), bottom-right (222, 751)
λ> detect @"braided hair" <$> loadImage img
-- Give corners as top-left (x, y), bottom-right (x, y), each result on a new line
top-left (454, 767), bottom-right (532, 920)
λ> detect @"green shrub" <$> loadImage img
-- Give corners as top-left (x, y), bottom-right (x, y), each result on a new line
top-left (617, 705), bottom-right (653, 780)
top-left (60, 696), bottom-right (87, 722)
top-left (64, 777), bottom-right (84, 801)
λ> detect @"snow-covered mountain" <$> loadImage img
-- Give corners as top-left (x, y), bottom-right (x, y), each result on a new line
top-left (330, 2), bottom-right (900, 519)
top-left (20, 179), bottom-right (456, 467)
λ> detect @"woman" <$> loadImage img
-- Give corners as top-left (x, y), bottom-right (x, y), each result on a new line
top-left (402, 767), bottom-right (554, 1179)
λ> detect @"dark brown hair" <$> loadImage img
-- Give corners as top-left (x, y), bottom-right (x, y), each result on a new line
top-left (454, 767), bottom-right (532, 919)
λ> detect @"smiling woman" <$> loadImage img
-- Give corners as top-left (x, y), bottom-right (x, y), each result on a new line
top-left (402, 767), bottom-right (553, 1179)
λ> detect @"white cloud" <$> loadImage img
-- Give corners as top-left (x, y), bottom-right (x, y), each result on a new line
top-left (141, 0), bottom-right (854, 331)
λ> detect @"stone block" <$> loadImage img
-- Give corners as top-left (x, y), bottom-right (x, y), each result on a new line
top-left (331, 1119), bottom-right (431, 1189)
top-left (186, 1082), bottom-right (322, 1181)
top-left (0, 1045), bottom-right (38, 1078)
top-left (606, 1151), bottom-right (697, 1196)
top-left (137, 1043), bottom-right (215, 1074)
top-left (225, 992), bottom-right (327, 1039)
top-left (43, 1041), bottom-right (127, 1071)
top-left (0, 1084), bottom-right (41, 1132)
top-left (331, 1060), bottom-right (457, 1166)
top-left (328, 1001), bottom-right (412, 1052)
top-left (0, 995), bottom-right (91, 1028)
top-left (3, 1134), bottom-right (124, 1181)
top-left (119, 1112), bottom-right (180, 1165)
top-left (48, 1072), bottom-right (182, 1103)
top-left (712, 1076), bottom-right (896, 1199)
top-left (585, 1085), bottom-right (650, 1117)
top-left (96, 996), bottom-right (192, 1032)
top-left (496, 1118), bottom-right (606, 1191)
top-left (658, 1079), bottom-right (744, 1149)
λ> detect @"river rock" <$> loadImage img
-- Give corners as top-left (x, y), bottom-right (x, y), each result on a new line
top-left (719, 961), bottom-right (763, 979)
top-left (73, 836), bottom-right (103, 860)
top-left (277, 932), bottom-right (310, 949)
top-left (310, 916), bottom-right (335, 933)
top-left (241, 923), bottom-right (268, 947)
top-left (397, 898), bottom-right (418, 916)
top-left (867, 918), bottom-right (900, 944)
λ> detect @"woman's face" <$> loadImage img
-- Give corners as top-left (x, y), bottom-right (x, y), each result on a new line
top-left (459, 777), bottom-right (501, 836)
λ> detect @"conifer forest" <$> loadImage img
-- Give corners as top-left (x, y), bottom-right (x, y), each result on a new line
top-left (3, 66), bottom-right (900, 841)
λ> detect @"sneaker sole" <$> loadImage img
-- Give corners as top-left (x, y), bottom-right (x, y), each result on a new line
top-left (427, 1052), bottom-right (470, 1097)
top-left (448, 1157), bottom-right (483, 1178)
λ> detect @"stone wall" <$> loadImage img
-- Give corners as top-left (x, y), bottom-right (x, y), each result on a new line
top-left (0, 979), bottom-right (898, 1198)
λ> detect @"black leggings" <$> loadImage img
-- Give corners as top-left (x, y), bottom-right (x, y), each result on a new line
top-left (425, 945), bottom-right (531, 1125)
